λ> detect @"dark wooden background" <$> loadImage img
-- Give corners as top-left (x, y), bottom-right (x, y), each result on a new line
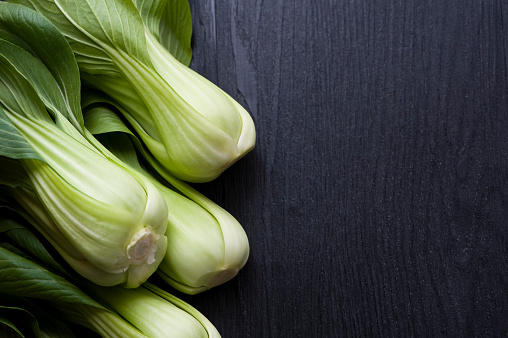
top-left (177, 0), bottom-right (508, 336)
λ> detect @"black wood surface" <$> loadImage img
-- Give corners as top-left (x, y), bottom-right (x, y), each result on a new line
top-left (181, 1), bottom-right (508, 337)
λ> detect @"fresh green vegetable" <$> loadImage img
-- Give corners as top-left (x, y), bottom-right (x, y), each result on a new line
top-left (0, 1), bottom-right (247, 336)
top-left (0, 211), bottom-right (222, 338)
top-left (0, 3), bottom-right (168, 288)
top-left (0, 212), bottom-right (147, 337)
top-left (82, 94), bottom-right (249, 294)
top-left (7, 0), bottom-right (256, 183)
top-left (0, 295), bottom-right (79, 337)
top-left (0, 1), bottom-right (249, 292)
top-left (142, 282), bottom-right (221, 338)
top-left (90, 283), bottom-right (221, 338)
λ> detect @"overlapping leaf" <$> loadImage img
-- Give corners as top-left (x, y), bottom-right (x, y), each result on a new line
top-left (133, 0), bottom-right (192, 65)
top-left (0, 3), bottom-right (83, 129)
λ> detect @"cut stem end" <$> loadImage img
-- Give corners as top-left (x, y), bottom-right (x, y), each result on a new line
top-left (127, 227), bottom-right (159, 265)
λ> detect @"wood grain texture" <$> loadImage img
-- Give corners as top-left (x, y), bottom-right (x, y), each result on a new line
top-left (181, 0), bottom-right (508, 336)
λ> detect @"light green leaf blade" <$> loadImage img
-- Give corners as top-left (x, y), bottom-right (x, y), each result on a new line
top-left (130, 0), bottom-right (192, 65)
top-left (132, 0), bottom-right (166, 39)
top-left (81, 91), bottom-right (150, 173)
top-left (81, 91), bottom-right (134, 136)
top-left (143, 283), bottom-right (221, 338)
top-left (84, 106), bottom-right (132, 136)
top-left (53, 0), bottom-right (150, 64)
top-left (0, 109), bottom-right (42, 162)
top-left (158, 0), bottom-right (192, 65)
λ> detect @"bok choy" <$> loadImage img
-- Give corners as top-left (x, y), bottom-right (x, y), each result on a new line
top-left (7, 0), bottom-right (256, 183)
top-left (0, 3), bottom-right (168, 288)
top-left (89, 283), bottom-right (221, 338)
top-left (0, 211), bottom-right (221, 337)
top-left (82, 94), bottom-right (249, 294)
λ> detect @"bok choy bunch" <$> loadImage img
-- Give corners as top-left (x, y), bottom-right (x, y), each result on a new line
top-left (82, 94), bottom-right (250, 294)
top-left (0, 3), bottom-right (168, 288)
top-left (7, 0), bottom-right (256, 183)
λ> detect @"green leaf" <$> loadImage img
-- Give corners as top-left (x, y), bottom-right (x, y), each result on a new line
top-left (0, 215), bottom-right (68, 276)
top-left (158, 0), bottom-right (192, 66)
top-left (81, 90), bottom-right (145, 169)
top-left (0, 38), bottom-right (70, 125)
top-left (132, 0), bottom-right (167, 40)
top-left (0, 247), bottom-right (103, 309)
top-left (0, 2), bottom-right (83, 130)
top-left (6, 0), bottom-right (118, 76)
top-left (0, 242), bottom-right (34, 264)
top-left (0, 109), bottom-right (42, 162)
top-left (0, 28), bottom-right (32, 54)
top-left (20, 0), bottom-right (149, 63)
top-left (0, 50), bottom-right (87, 166)
top-left (6, 0), bottom-right (149, 77)
top-left (81, 90), bottom-right (134, 137)
top-left (0, 216), bottom-right (136, 337)
top-left (131, 0), bottom-right (192, 65)
top-left (84, 105), bottom-right (132, 135)
top-left (0, 52), bottom-right (50, 122)
top-left (0, 213), bottom-right (25, 233)
top-left (81, 91), bottom-right (152, 173)
top-left (58, 0), bottom-right (150, 61)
